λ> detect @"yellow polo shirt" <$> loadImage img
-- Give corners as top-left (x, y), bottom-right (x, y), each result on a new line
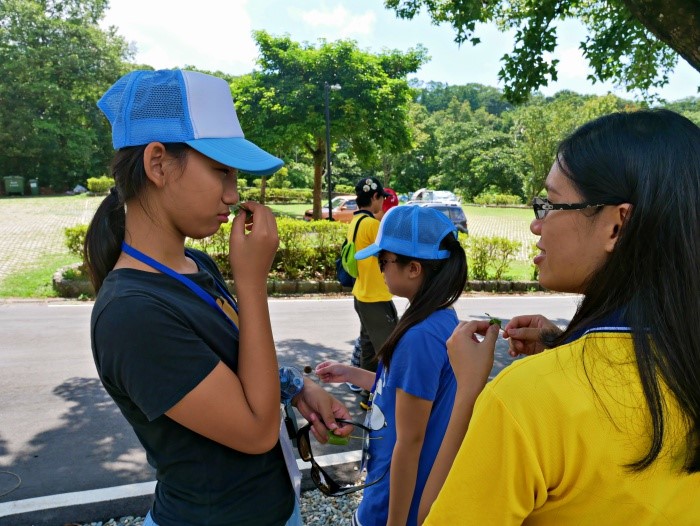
top-left (425, 331), bottom-right (700, 525)
top-left (348, 213), bottom-right (392, 303)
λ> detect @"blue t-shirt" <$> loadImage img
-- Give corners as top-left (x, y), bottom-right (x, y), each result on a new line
top-left (357, 308), bottom-right (458, 526)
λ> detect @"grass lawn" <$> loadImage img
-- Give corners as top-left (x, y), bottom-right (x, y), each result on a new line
top-left (270, 203), bottom-right (535, 222)
top-left (463, 204), bottom-right (532, 221)
top-left (268, 203), bottom-right (309, 219)
top-left (0, 253), bottom-right (81, 298)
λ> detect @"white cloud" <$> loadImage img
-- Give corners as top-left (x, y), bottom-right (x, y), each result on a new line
top-left (293, 5), bottom-right (376, 38)
top-left (101, 0), bottom-right (258, 74)
top-left (554, 46), bottom-right (590, 80)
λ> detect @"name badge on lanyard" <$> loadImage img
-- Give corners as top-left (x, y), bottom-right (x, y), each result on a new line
top-left (121, 242), bottom-right (239, 333)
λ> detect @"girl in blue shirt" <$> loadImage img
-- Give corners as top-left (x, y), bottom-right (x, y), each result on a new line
top-left (316, 205), bottom-right (475, 526)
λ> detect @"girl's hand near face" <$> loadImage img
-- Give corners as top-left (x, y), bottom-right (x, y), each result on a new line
top-left (502, 315), bottom-right (560, 357)
top-left (417, 320), bottom-right (498, 524)
top-left (446, 321), bottom-right (498, 393)
top-left (228, 201), bottom-right (279, 284)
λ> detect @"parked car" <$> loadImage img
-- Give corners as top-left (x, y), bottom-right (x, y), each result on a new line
top-left (303, 195), bottom-right (358, 223)
top-left (410, 202), bottom-right (469, 234)
top-left (408, 188), bottom-right (461, 206)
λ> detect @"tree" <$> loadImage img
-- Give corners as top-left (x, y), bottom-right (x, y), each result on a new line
top-left (513, 93), bottom-right (635, 199)
top-left (231, 31), bottom-right (427, 219)
top-left (385, 0), bottom-right (699, 103)
top-left (392, 102), bottom-right (440, 193)
top-left (0, 0), bottom-right (132, 190)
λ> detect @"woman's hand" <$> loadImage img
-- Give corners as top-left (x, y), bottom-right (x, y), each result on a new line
top-left (229, 201), bottom-right (279, 284)
top-left (292, 378), bottom-right (352, 443)
top-left (446, 321), bottom-right (499, 392)
top-left (502, 314), bottom-right (560, 357)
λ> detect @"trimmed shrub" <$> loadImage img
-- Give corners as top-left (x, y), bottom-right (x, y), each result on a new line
top-left (239, 187), bottom-right (313, 203)
top-left (86, 176), bottom-right (115, 194)
top-left (528, 242), bottom-right (540, 280)
top-left (467, 235), bottom-right (522, 280)
top-left (64, 225), bottom-right (88, 258)
top-left (472, 193), bottom-right (523, 206)
top-left (185, 217), bottom-right (346, 281)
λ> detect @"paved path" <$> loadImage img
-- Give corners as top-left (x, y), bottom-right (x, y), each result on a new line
top-left (0, 296), bottom-right (580, 525)
top-left (0, 196), bottom-right (101, 282)
top-left (465, 209), bottom-right (534, 261)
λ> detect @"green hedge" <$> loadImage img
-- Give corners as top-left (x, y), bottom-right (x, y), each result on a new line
top-left (472, 193), bottom-right (523, 206)
top-left (64, 220), bottom-right (530, 287)
top-left (86, 176), bottom-right (115, 194)
top-left (239, 187), bottom-right (313, 203)
top-left (187, 218), bottom-right (346, 280)
top-left (466, 235), bottom-right (522, 280)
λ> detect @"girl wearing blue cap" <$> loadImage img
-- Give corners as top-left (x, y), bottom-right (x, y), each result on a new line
top-left (85, 69), bottom-right (351, 526)
top-left (316, 205), bottom-right (475, 526)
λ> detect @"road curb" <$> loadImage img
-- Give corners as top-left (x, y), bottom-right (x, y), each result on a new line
top-left (0, 452), bottom-right (362, 526)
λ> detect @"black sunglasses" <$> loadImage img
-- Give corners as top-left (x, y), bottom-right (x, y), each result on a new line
top-left (296, 418), bottom-right (387, 496)
top-left (531, 196), bottom-right (608, 220)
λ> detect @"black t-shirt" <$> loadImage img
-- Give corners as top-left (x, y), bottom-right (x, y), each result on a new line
top-left (91, 249), bottom-right (293, 526)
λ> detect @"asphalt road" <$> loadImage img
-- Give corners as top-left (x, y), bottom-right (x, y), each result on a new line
top-left (0, 294), bottom-right (580, 525)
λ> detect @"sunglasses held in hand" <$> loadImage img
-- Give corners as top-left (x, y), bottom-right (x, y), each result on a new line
top-left (296, 419), bottom-right (388, 497)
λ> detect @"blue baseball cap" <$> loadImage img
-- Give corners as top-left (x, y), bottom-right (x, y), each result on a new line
top-left (355, 205), bottom-right (457, 261)
top-left (97, 69), bottom-right (283, 176)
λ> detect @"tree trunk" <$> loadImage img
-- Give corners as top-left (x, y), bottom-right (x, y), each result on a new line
top-left (622, 0), bottom-right (700, 73)
top-left (260, 176), bottom-right (267, 205)
top-left (312, 137), bottom-right (325, 220)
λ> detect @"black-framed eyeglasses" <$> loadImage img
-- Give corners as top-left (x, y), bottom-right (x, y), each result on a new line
top-left (296, 418), bottom-right (387, 496)
top-left (378, 258), bottom-right (398, 272)
top-left (531, 196), bottom-right (608, 220)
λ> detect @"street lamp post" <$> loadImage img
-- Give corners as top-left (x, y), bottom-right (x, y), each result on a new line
top-left (324, 82), bottom-right (341, 220)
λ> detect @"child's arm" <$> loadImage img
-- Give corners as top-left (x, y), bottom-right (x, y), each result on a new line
top-left (418, 321), bottom-right (498, 523)
top-left (387, 388), bottom-right (432, 526)
top-left (315, 360), bottom-right (375, 391)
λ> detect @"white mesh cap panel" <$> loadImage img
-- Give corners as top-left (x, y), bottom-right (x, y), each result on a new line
top-left (182, 71), bottom-right (244, 139)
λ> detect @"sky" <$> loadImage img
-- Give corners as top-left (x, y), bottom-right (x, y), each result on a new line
top-left (100, 0), bottom-right (699, 102)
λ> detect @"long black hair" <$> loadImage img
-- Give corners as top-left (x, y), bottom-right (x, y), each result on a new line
top-left (83, 143), bottom-right (190, 293)
top-left (378, 232), bottom-right (467, 370)
top-left (546, 109), bottom-right (700, 473)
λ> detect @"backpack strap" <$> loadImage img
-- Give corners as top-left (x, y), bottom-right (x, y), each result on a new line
top-left (351, 213), bottom-right (369, 242)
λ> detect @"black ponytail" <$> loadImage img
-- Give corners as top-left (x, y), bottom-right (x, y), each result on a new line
top-left (84, 143), bottom-right (189, 292)
top-left (378, 233), bottom-right (467, 370)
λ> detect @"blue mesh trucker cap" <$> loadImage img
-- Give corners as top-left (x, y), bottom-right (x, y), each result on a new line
top-left (97, 69), bottom-right (283, 176)
top-left (355, 205), bottom-right (457, 261)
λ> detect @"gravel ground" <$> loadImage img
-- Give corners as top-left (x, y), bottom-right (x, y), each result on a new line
top-left (75, 489), bottom-right (363, 526)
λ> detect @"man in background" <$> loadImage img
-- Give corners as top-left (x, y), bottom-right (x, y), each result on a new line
top-left (347, 177), bottom-right (398, 408)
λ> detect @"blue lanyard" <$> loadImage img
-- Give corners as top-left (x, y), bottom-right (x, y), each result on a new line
top-left (370, 362), bottom-right (383, 396)
top-left (121, 241), bottom-right (239, 333)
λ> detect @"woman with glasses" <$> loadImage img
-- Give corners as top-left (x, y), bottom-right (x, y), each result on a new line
top-left (420, 109), bottom-right (700, 524)
top-left (316, 205), bottom-right (473, 526)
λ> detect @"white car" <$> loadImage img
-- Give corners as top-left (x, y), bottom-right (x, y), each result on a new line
top-left (408, 188), bottom-right (461, 206)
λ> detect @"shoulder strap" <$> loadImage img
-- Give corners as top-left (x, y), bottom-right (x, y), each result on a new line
top-left (352, 214), bottom-right (369, 242)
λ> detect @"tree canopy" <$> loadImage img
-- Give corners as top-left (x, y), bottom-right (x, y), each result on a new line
top-left (385, 0), bottom-right (699, 103)
top-left (0, 0), bottom-right (131, 189)
top-left (231, 30), bottom-right (427, 218)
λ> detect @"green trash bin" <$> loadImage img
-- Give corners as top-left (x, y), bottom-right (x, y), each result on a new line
top-left (29, 179), bottom-right (40, 196)
top-left (3, 176), bottom-right (25, 196)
